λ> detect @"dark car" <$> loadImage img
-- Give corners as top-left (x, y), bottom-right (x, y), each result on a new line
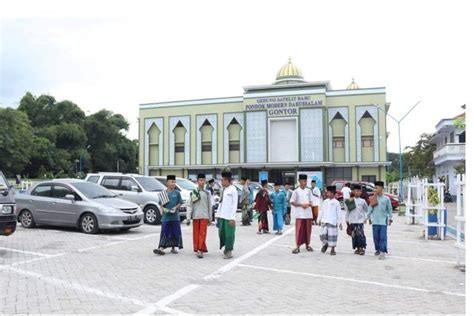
top-left (332, 180), bottom-right (399, 211)
top-left (0, 171), bottom-right (17, 236)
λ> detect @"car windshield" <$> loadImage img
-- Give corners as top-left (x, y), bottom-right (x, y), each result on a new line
top-left (135, 177), bottom-right (165, 191)
top-left (176, 179), bottom-right (197, 190)
top-left (0, 173), bottom-right (9, 188)
top-left (70, 182), bottom-right (116, 199)
top-left (249, 183), bottom-right (261, 191)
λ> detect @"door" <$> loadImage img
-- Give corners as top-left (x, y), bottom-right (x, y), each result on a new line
top-left (118, 177), bottom-right (142, 205)
top-left (50, 185), bottom-right (82, 226)
top-left (269, 119), bottom-right (297, 162)
top-left (29, 184), bottom-right (53, 224)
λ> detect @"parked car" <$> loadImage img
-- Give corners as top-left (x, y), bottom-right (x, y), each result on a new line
top-left (0, 171), bottom-right (17, 236)
top-left (15, 179), bottom-right (143, 234)
top-left (85, 173), bottom-right (170, 225)
top-left (332, 180), bottom-right (399, 211)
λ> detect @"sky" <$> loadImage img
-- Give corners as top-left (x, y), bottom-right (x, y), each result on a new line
top-left (0, 0), bottom-right (472, 153)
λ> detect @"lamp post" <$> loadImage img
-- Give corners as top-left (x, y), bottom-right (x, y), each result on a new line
top-left (372, 101), bottom-right (421, 202)
top-left (79, 145), bottom-right (92, 176)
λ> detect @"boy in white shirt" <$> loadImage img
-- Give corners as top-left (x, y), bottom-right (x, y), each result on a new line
top-left (317, 185), bottom-right (343, 255)
top-left (310, 180), bottom-right (321, 225)
top-left (290, 174), bottom-right (314, 254)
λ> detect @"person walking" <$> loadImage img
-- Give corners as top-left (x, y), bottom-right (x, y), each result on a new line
top-left (366, 181), bottom-right (393, 260)
top-left (153, 175), bottom-right (183, 255)
top-left (290, 174), bottom-right (314, 254)
top-left (254, 180), bottom-right (272, 234)
top-left (186, 174), bottom-right (213, 259)
top-left (216, 171), bottom-right (238, 259)
top-left (345, 184), bottom-right (368, 255)
top-left (318, 185), bottom-right (343, 256)
top-left (270, 183), bottom-right (286, 235)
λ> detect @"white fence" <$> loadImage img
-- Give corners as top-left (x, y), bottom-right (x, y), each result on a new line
top-left (405, 177), bottom-right (424, 224)
top-left (455, 174), bottom-right (465, 267)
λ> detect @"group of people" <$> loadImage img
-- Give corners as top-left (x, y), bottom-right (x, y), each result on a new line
top-left (152, 172), bottom-right (393, 261)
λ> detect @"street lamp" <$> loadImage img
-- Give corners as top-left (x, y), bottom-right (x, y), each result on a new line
top-left (372, 101), bottom-right (421, 202)
top-left (79, 144), bottom-right (92, 176)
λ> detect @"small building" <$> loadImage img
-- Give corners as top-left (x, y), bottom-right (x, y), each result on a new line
top-left (431, 113), bottom-right (466, 197)
top-left (138, 59), bottom-right (391, 185)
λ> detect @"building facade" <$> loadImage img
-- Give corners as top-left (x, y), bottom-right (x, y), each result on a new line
top-left (431, 113), bottom-right (466, 197)
top-left (139, 59), bottom-right (391, 186)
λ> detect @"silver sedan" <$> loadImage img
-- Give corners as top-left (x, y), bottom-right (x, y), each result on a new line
top-left (15, 179), bottom-right (143, 234)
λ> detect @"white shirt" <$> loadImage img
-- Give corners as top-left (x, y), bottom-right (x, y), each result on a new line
top-left (345, 197), bottom-right (368, 224)
top-left (216, 185), bottom-right (238, 221)
top-left (311, 186), bottom-right (321, 207)
top-left (318, 198), bottom-right (343, 226)
top-left (290, 187), bottom-right (313, 219)
top-left (341, 187), bottom-right (352, 200)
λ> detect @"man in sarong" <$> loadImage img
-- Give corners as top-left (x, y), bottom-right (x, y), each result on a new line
top-left (216, 171), bottom-right (238, 259)
top-left (290, 174), bottom-right (314, 254)
top-left (345, 184), bottom-right (368, 255)
top-left (254, 180), bottom-right (272, 234)
top-left (240, 177), bottom-right (251, 226)
top-left (154, 175), bottom-right (183, 255)
top-left (318, 185), bottom-right (343, 256)
top-left (270, 183), bottom-right (286, 235)
top-left (310, 180), bottom-right (321, 225)
top-left (186, 173), bottom-right (213, 259)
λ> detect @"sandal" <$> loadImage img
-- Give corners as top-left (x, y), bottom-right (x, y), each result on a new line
top-left (171, 249), bottom-right (178, 254)
top-left (306, 246), bottom-right (314, 252)
top-left (292, 248), bottom-right (300, 254)
top-left (153, 249), bottom-right (165, 256)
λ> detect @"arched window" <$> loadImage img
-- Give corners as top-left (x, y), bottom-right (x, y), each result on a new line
top-left (148, 123), bottom-right (160, 166)
top-left (359, 111), bottom-right (375, 162)
top-left (173, 121), bottom-right (186, 165)
top-left (200, 119), bottom-right (213, 165)
top-left (227, 118), bottom-right (242, 163)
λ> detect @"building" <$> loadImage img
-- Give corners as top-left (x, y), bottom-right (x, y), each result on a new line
top-left (139, 59), bottom-right (391, 186)
top-left (431, 112), bottom-right (466, 196)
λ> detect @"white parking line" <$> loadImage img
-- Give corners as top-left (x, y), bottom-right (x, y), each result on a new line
top-left (0, 246), bottom-right (58, 257)
top-left (238, 264), bottom-right (466, 298)
top-left (270, 243), bottom-right (458, 264)
top-left (132, 227), bottom-right (296, 315)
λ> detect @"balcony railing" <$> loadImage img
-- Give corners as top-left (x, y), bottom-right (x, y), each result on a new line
top-left (433, 143), bottom-right (465, 160)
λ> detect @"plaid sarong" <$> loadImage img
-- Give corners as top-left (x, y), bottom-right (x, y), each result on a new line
top-left (320, 223), bottom-right (338, 247)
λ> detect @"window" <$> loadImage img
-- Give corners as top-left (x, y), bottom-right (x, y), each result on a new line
top-left (362, 136), bottom-right (374, 147)
top-left (52, 185), bottom-right (74, 199)
top-left (229, 141), bottom-right (240, 151)
top-left (459, 131), bottom-right (465, 143)
top-left (175, 143), bottom-right (185, 153)
top-left (362, 175), bottom-right (376, 183)
top-left (101, 177), bottom-right (121, 190)
top-left (333, 137), bottom-right (344, 148)
top-left (32, 185), bottom-right (52, 197)
top-left (450, 132), bottom-right (455, 143)
top-left (202, 142), bottom-right (212, 152)
top-left (120, 177), bottom-right (138, 191)
top-left (86, 176), bottom-right (100, 183)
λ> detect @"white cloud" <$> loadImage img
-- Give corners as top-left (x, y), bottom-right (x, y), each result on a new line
top-left (1, 0), bottom-right (472, 152)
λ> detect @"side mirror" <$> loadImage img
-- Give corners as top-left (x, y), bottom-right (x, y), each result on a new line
top-left (131, 186), bottom-right (140, 192)
top-left (65, 194), bottom-right (75, 201)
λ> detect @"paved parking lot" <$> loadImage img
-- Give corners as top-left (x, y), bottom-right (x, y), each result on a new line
top-left (0, 213), bottom-right (465, 315)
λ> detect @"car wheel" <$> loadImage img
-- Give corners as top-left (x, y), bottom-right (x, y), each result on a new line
top-left (19, 210), bottom-right (36, 228)
top-left (143, 205), bottom-right (161, 225)
top-left (79, 213), bottom-right (99, 234)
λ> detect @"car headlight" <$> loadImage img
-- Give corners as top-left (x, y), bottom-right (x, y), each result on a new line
top-left (1, 205), bottom-right (14, 214)
top-left (98, 207), bottom-right (121, 214)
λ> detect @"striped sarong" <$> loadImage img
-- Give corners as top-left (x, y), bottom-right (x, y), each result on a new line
top-left (320, 223), bottom-right (338, 247)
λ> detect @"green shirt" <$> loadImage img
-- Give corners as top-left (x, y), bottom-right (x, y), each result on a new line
top-left (161, 189), bottom-right (182, 222)
top-left (367, 194), bottom-right (393, 226)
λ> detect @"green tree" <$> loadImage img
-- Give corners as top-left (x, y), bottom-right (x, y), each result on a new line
top-left (0, 108), bottom-right (34, 176)
top-left (404, 133), bottom-right (436, 178)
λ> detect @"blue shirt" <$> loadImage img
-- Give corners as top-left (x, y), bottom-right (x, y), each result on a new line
top-left (161, 189), bottom-right (183, 222)
top-left (270, 190), bottom-right (287, 214)
top-left (367, 194), bottom-right (393, 226)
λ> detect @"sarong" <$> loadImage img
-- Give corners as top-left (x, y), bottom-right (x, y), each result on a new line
top-left (272, 211), bottom-right (284, 231)
top-left (320, 223), bottom-right (338, 247)
top-left (258, 211), bottom-right (269, 232)
top-left (218, 218), bottom-right (235, 251)
top-left (241, 203), bottom-right (251, 225)
top-left (158, 220), bottom-right (183, 249)
top-left (295, 218), bottom-right (312, 247)
top-left (193, 219), bottom-right (209, 252)
top-left (351, 223), bottom-right (367, 249)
